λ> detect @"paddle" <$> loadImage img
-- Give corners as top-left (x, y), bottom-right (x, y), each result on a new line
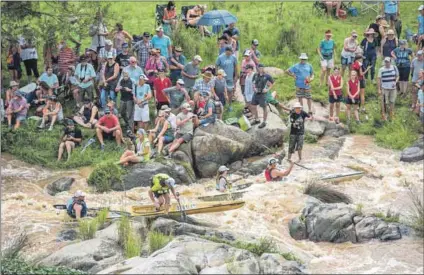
top-left (175, 192), bottom-right (187, 222)
top-left (284, 159), bottom-right (314, 171)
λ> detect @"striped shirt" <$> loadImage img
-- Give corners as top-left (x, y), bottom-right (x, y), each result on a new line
top-left (378, 65), bottom-right (399, 90)
top-left (193, 79), bottom-right (213, 96)
top-left (58, 48), bottom-right (75, 75)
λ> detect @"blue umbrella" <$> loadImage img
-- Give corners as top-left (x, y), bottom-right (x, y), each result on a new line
top-left (197, 10), bottom-right (237, 26)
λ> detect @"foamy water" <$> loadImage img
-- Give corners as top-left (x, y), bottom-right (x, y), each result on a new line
top-left (1, 136), bottom-right (423, 273)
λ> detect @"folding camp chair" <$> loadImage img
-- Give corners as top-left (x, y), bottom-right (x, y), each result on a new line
top-left (180, 5), bottom-right (195, 28)
top-left (312, 1), bottom-right (353, 17)
top-left (361, 0), bottom-right (380, 14)
top-left (155, 4), bottom-right (167, 27)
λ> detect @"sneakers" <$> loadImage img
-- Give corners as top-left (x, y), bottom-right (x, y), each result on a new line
top-left (100, 144), bottom-right (105, 151)
top-left (258, 121), bottom-right (267, 129)
top-left (38, 123), bottom-right (45, 129)
top-left (251, 119), bottom-right (260, 125)
top-left (355, 120), bottom-right (361, 125)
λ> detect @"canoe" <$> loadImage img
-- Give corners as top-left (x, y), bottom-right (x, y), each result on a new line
top-left (131, 200), bottom-right (245, 217)
top-left (197, 191), bottom-right (247, 202)
top-left (319, 171), bottom-right (364, 183)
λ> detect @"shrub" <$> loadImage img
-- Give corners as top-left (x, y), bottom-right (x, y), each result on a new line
top-left (373, 210), bottom-right (400, 223)
top-left (234, 237), bottom-right (277, 256)
top-left (355, 203), bottom-right (364, 215)
top-left (78, 218), bottom-right (98, 240)
top-left (304, 181), bottom-right (352, 204)
top-left (96, 208), bottom-right (109, 230)
top-left (118, 216), bottom-right (142, 258)
top-left (406, 184), bottom-right (424, 237)
top-left (148, 231), bottom-right (173, 254)
top-left (117, 216), bottom-right (131, 247)
top-left (87, 162), bottom-right (124, 193)
top-left (1, 257), bottom-right (86, 275)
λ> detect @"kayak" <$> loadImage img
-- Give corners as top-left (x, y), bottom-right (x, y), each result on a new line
top-left (232, 182), bottom-right (253, 191)
top-left (131, 200), bottom-right (245, 217)
top-left (319, 171), bottom-right (364, 183)
top-left (198, 191), bottom-right (247, 202)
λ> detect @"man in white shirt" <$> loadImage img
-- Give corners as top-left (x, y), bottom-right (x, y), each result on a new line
top-left (377, 57), bottom-right (399, 121)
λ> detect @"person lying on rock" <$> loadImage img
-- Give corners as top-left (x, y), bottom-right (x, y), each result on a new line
top-left (264, 158), bottom-right (294, 182)
top-left (117, 128), bottom-right (150, 166)
top-left (148, 174), bottom-right (179, 214)
top-left (67, 190), bottom-right (87, 219)
top-left (216, 165), bottom-right (231, 192)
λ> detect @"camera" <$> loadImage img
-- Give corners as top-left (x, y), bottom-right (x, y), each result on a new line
top-left (126, 129), bottom-right (136, 142)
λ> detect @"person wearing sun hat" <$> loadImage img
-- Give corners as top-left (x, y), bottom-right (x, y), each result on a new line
top-left (318, 30), bottom-right (335, 87)
top-left (215, 165), bottom-right (230, 192)
top-left (6, 90), bottom-right (28, 130)
top-left (193, 71), bottom-right (214, 97)
top-left (381, 29), bottom-right (398, 59)
top-left (341, 31), bottom-right (359, 77)
top-left (287, 101), bottom-right (311, 162)
top-left (168, 46), bottom-right (186, 84)
top-left (287, 53), bottom-right (314, 116)
top-left (5, 80), bottom-right (20, 108)
top-left (118, 128), bottom-right (151, 166)
top-left (211, 69), bottom-right (229, 120)
top-left (361, 28), bottom-right (378, 86)
top-left (151, 25), bottom-right (172, 59)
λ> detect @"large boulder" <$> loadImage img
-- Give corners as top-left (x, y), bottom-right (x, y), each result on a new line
top-left (238, 151), bottom-right (286, 176)
top-left (99, 236), bottom-right (261, 274)
top-left (400, 136), bottom-right (424, 163)
top-left (355, 217), bottom-right (401, 242)
top-left (323, 122), bottom-right (349, 138)
top-left (259, 253), bottom-right (304, 274)
top-left (288, 217), bottom-right (307, 241)
top-left (39, 238), bottom-right (124, 273)
top-left (46, 177), bottom-right (74, 196)
top-left (117, 159), bottom-right (195, 190)
top-left (304, 120), bottom-right (328, 137)
top-left (171, 142), bottom-right (193, 167)
top-left (247, 111), bottom-right (287, 156)
top-left (192, 122), bottom-right (253, 177)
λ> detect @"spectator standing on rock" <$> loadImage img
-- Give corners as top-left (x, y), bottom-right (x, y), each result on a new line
top-left (377, 57), bottom-right (399, 121)
top-left (133, 32), bottom-right (152, 69)
top-left (89, 11), bottom-right (109, 53)
top-left (287, 102), bottom-right (311, 162)
top-left (216, 46), bottom-right (238, 105)
top-left (340, 31), bottom-right (358, 77)
top-left (182, 55), bottom-right (202, 98)
top-left (168, 103), bottom-right (195, 155)
top-left (247, 39), bottom-right (261, 67)
top-left (317, 30), bottom-right (335, 87)
top-left (153, 69), bottom-right (172, 112)
top-left (361, 28), bottom-right (378, 85)
top-left (134, 74), bottom-right (152, 131)
top-left (163, 79), bottom-right (190, 113)
top-left (58, 120), bottom-right (82, 161)
top-left (74, 55), bottom-right (96, 106)
top-left (240, 50), bottom-right (257, 97)
top-left (286, 53), bottom-right (314, 115)
top-left (345, 70), bottom-right (361, 124)
top-left (168, 46), bottom-right (186, 85)
top-left (251, 64), bottom-right (273, 129)
top-left (100, 52), bottom-right (120, 108)
top-left (391, 40), bottom-right (413, 98)
top-left (411, 51), bottom-right (424, 111)
top-left (116, 71), bottom-right (135, 131)
top-left (211, 69), bottom-right (229, 120)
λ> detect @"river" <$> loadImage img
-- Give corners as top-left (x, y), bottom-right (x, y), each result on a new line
top-left (1, 135), bottom-right (423, 273)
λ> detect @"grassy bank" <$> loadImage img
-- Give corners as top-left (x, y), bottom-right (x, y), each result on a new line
top-left (1, 1), bottom-right (422, 170)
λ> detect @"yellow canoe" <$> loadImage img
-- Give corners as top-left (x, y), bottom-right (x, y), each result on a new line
top-left (131, 200), bottom-right (245, 217)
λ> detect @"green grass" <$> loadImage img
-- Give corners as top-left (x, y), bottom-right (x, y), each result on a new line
top-left (1, 257), bottom-right (86, 275)
top-left (355, 203), bottom-right (364, 216)
top-left (147, 231), bottom-right (173, 254)
top-left (373, 211), bottom-right (400, 223)
top-left (117, 216), bottom-right (142, 258)
top-left (87, 162), bottom-right (124, 193)
top-left (96, 208), bottom-right (109, 230)
top-left (78, 218), bottom-right (98, 240)
top-left (405, 183), bottom-right (424, 238)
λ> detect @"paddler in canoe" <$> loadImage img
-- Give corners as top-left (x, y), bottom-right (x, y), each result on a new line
top-left (265, 158), bottom-right (295, 182)
top-left (148, 173), bottom-right (180, 214)
top-left (66, 190), bottom-right (88, 219)
top-left (216, 165), bottom-right (231, 192)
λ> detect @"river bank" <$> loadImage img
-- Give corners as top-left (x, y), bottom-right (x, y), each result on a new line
top-left (1, 134), bottom-right (423, 274)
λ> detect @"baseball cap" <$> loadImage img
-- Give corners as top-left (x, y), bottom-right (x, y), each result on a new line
top-left (218, 165), bottom-right (229, 172)
top-left (177, 79), bottom-right (185, 85)
top-left (104, 108), bottom-right (111, 114)
top-left (174, 46), bottom-right (183, 52)
top-left (351, 31), bottom-right (358, 37)
top-left (193, 55), bottom-right (203, 62)
top-left (225, 45), bottom-right (233, 52)
top-left (156, 26), bottom-right (164, 32)
top-left (122, 42), bottom-right (129, 48)
top-left (268, 158), bottom-right (278, 165)
top-left (181, 102), bottom-right (192, 111)
top-left (258, 63), bottom-right (265, 68)
top-left (417, 50), bottom-right (423, 56)
top-left (9, 81), bottom-right (19, 87)
top-left (165, 178), bottom-right (176, 187)
top-left (419, 5), bottom-right (424, 11)
top-left (384, 57), bottom-right (391, 62)
top-left (74, 190), bottom-right (85, 197)
top-left (252, 39), bottom-right (259, 46)
top-left (160, 105), bottom-right (171, 112)
top-left (217, 69), bottom-right (227, 76)
top-left (139, 74), bottom-right (149, 81)
top-left (107, 52), bottom-right (113, 59)
top-left (143, 32), bottom-right (150, 37)
top-left (105, 39), bottom-right (113, 46)
top-left (137, 128), bottom-right (146, 135)
top-left (243, 50), bottom-right (251, 56)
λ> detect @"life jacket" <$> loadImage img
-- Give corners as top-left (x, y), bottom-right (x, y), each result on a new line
top-left (264, 167), bottom-right (282, 182)
top-left (150, 173), bottom-right (170, 194)
top-left (66, 197), bottom-right (88, 218)
top-left (216, 176), bottom-right (229, 191)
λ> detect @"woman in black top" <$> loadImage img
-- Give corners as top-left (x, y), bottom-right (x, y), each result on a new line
top-left (73, 99), bottom-right (99, 128)
top-left (369, 15), bottom-right (385, 56)
top-left (101, 53), bottom-right (119, 109)
top-left (7, 45), bottom-right (22, 81)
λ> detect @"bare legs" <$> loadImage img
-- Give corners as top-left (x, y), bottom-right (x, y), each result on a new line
top-left (58, 141), bottom-right (75, 161)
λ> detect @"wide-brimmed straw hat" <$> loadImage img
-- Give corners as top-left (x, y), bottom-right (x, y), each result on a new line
top-left (202, 71), bottom-right (213, 79)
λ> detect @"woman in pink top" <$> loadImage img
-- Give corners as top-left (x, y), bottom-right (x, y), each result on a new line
top-left (345, 70), bottom-right (361, 123)
top-left (145, 49), bottom-right (169, 87)
top-left (240, 50), bottom-right (257, 96)
top-left (112, 23), bottom-right (132, 55)
top-left (328, 67), bottom-right (343, 122)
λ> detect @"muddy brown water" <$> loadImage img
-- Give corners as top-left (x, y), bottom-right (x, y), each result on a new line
top-left (1, 136), bottom-right (423, 273)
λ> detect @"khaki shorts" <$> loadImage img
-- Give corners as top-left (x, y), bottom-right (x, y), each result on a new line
top-left (320, 59), bottom-right (334, 69)
top-left (382, 89), bottom-right (397, 104)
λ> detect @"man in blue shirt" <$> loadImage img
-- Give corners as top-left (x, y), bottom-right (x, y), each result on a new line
top-left (286, 53), bottom-right (315, 115)
top-left (382, 0), bottom-right (399, 31)
top-left (151, 26), bottom-right (172, 59)
top-left (216, 46), bottom-right (238, 105)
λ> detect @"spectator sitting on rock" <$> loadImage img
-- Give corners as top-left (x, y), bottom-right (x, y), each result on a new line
top-left (38, 96), bottom-right (64, 131)
top-left (161, 105), bottom-right (177, 133)
top-left (148, 110), bottom-right (174, 157)
top-left (117, 128), bottom-right (150, 166)
top-left (195, 91), bottom-right (216, 127)
top-left (168, 103), bottom-right (195, 156)
top-left (73, 99), bottom-right (99, 128)
top-left (58, 120), bottom-right (82, 161)
top-left (163, 79), bottom-right (190, 114)
top-left (6, 91), bottom-right (28, 130)
top-left (96, 108), bottom-right (122, 151)
top-left (36, 66), bottom-right (59, 101)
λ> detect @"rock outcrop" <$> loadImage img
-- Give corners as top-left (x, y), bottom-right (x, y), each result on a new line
top-left (400, 136), bottom-right (424, 163)
top-left (46, 177), bottom-right (74, 196)
top-left (289, 201), bottom-right (402, 243)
